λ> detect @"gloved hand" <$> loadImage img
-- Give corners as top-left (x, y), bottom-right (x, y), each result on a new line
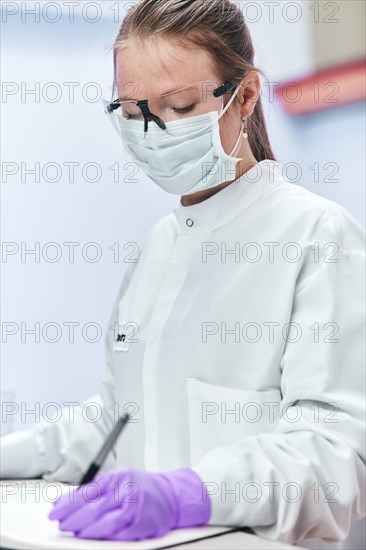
top-left (48, 466), bottom-right (211, 541)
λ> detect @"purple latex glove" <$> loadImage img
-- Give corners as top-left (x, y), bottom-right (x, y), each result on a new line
top-left (48, 466), bottom-right (211, 541)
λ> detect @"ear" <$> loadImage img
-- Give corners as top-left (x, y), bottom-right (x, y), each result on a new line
top-left (237, 71), bottom-right (261, 118)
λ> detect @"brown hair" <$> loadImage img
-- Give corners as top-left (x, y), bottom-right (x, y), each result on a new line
top-left (109, 0), bottom-right (276, 162)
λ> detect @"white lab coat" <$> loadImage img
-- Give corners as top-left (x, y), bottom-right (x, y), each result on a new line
top-left (1, 160), bottom-right (365, 548)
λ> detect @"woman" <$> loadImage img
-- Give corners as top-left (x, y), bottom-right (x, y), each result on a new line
top-left (1, 0), bottom-right (365, 547)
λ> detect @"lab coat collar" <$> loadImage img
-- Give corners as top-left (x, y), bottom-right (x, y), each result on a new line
top-left (173, 160), bottom-right (282, 234)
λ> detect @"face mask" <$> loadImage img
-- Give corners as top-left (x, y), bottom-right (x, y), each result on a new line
top-left (103, 84), bottom-right (244, 196)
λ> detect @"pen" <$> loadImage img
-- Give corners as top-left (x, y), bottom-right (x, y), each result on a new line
top-left (77, 412), bottom-right (130, 488)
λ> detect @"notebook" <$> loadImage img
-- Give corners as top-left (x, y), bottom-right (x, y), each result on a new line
top-left (0, 479), bottom-right (239, 550)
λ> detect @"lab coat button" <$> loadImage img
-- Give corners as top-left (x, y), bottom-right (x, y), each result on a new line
top-left (186, 218), bottom-right (194, 227)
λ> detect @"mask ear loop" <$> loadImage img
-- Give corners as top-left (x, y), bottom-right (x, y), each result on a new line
top-left (228, 118), bottom-right (246, 158)
top-left (218, 83), bottom-right (246, 159)
top-left (218, 83), bottom-right (241, 119)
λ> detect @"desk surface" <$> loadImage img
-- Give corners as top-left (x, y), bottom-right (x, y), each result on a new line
top-left (0, 479), bottom-right (303, 550)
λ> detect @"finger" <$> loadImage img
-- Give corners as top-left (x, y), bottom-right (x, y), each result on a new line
top-left (48, 491), bottom-right (81, 521)
top-left (58, 492), bottom-right (119, 533)
top-left (48, 482), bottom-right (103, 521)
top-left (109, 518), bottom-right (167, 541)
top-left (75, 505), bottom-right (135, 540)
top-left (109, 524), bottom-right (147, 541)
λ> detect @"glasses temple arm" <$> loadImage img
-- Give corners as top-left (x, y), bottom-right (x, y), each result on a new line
top-left (213, 81), bottom-right (237, 98)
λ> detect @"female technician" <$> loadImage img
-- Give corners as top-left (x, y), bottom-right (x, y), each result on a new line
top-left (1, 0), bottom-right (365, 547)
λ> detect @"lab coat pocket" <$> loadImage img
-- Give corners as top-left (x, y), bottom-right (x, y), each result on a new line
top-left (185, 378), bottom-right (282, 465)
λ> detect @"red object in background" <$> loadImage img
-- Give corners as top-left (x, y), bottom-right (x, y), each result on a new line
top-left (274, 58), bottom-right (366, 115)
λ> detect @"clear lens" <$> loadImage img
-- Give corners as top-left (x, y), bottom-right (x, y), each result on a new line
top-left (102, 81), bottom-right (225, 143)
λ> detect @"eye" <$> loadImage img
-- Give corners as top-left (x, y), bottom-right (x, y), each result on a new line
top-left (173, 104), bottom-right (195, 114)
top-left (127, 113), bottom-right (143, 120)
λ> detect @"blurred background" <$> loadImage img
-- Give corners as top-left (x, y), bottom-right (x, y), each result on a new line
top-left (1, 0), bottom-right (365, 433)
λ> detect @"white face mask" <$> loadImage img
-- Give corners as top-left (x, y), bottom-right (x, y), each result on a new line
top-left (102, 84), bottom-right (244, 196)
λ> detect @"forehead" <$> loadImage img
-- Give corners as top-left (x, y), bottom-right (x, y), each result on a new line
top-left (116, 37), bottom-right (220, 99)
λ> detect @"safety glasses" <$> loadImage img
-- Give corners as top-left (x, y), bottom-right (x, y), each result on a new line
top-left (102, 80), bottom-right (237, 140)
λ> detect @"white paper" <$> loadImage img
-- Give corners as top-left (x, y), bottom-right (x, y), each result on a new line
top-left (0, 480), bottom-right (234, 550)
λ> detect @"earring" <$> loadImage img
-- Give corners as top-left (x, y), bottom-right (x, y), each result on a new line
top-left (241, 117), bottom-right (248, 139)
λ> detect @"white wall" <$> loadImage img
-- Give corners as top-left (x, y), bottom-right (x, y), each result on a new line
top-left (1, 1), bottom-right (364, 433)
top-left (248, 0), bottom-right (365, 225)
top-left (1, 2), bottom-right (179, 433)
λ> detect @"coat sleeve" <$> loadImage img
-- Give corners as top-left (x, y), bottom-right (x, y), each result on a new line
top-left (192, 206), bottom-right (366, 545)
top-left (0, 258), bottom-right (140, 482)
